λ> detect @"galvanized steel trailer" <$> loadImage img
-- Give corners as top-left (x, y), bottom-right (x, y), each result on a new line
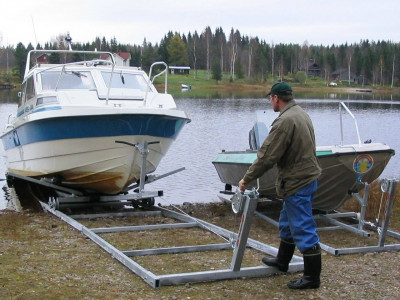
top-left (39, 191), bottom-right (304, 288)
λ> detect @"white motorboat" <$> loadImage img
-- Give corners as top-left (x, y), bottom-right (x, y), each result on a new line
top-left (181, 84), bottom-right (192, 90)
top-left (1, 48), bottom-right (190, 196)
top-left (212, 103), bottom-right (395, 211)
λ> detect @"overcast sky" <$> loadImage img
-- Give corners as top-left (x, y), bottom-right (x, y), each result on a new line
top-left (1, 0), bottom-right (400, 48)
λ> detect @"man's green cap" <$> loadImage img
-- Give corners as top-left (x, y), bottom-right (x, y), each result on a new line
top-left (267, 82), bottom-right (293, 96)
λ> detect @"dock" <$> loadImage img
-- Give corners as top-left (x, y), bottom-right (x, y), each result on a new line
top-left (0, 83), bottom-right (16, 89)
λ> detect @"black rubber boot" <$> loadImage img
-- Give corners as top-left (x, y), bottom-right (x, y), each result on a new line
top-left (262, 238), bottom-right (295, 272)
top-left (287, 244), bottom-right (321, 289)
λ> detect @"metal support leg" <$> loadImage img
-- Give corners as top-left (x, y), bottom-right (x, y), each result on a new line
top-left (116, 140), bottom-right (160, 193)
top-left (231, 191), bottom-right (259, 271)
top-left (378, 180), bottom-right (398, 246)
top-left (138, 141), bottom-right (149, 192)
top-left (355, 182), bottom-right (370, 231)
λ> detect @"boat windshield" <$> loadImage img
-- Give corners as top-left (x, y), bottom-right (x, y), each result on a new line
top-left (40, 71), bottom-right (96, 90)
top-left (101, 72), bottom-right (149, 92)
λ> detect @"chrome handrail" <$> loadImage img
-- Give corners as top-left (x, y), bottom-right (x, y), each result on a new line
top-left (105, 63), bottom-right (115, 106)
top-left (26, 49), bottom-right (116, 105)
top-left (25, 49), bottom-right (115, 78)
top-left (144, 62), bottom-right (168, 105)
top-left (339, 101), bottom-right (362, 146)
top-left (55, 65), bottom-right (66, 91)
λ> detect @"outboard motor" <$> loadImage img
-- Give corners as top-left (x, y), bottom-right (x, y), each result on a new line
top-left (248, 121), bottom-right (269, 150)
top-left (249, 127), bottom-right (257, 150)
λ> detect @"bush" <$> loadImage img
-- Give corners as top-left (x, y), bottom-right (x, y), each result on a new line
top-left (294, 71), bottom-right (307, 84)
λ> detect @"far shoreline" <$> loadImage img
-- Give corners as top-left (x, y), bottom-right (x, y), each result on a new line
top-left (166, 83), bottom-right (400, 99)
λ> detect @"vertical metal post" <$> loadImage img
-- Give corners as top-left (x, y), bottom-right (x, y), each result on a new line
top-left (106, 64), bottom-right (115, 105)
top-left (339, 103), bottom-right (344, 146)
top-left (230, 192), bottom-right (258, 272)
top-left (378, 180), bottom-right (398, 247)
top-left (115, 140), bottom-right (160, 194)
top-left (358, 183), bottom-right (370, 231)
top-left (138, 141), bottom-right (149, 192)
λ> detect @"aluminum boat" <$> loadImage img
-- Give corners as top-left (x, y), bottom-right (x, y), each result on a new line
top-left (212, 103), bottom-right (395, 211)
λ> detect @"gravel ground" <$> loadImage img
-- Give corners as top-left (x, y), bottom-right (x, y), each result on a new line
top-left (1, 201), bottom-right (400, 299)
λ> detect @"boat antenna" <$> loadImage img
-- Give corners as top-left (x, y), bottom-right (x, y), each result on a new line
top-left (31, 15), bottom-right (38, 49)
top-left (65, 33), bottom-right (72, 51)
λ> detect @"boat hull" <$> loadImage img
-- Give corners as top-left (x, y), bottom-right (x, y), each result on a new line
top-left (213, 145), bottom-right (395, 211)
top-left (2, 113), bottom-right (188, 194)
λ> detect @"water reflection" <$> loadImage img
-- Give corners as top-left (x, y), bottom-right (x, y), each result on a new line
top-left (0, 89), bottom-right (19, 103)
top-left (174, 88), bottom-right (400, 102)
top-left (297, 98), bottom-right (400, 111)
top-left (295, 91), bottom-right (400, 101)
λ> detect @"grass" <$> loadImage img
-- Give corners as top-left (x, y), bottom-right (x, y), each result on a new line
top-left (153, 69), bottom-right (400, 99)
top-left (3, 68), bottom-right (400, 100)
top-left (1, 180), bottom-right (399, 299)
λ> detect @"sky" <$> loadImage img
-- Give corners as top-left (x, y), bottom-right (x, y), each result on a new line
top-left (1, 0), bottom-right (400, 48)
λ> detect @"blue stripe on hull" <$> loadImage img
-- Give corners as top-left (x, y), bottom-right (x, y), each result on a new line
top-left (2, 114), bottom-right (187, 150)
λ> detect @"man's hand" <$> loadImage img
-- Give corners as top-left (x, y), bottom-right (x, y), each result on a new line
top-left (238, 179), bottom-right (247, 192)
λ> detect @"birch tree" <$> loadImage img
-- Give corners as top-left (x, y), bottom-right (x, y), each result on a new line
top-left (247, 38), bottom-right (254, 79)
top-left (204, 27), bottom-right (212, 80)
top-left (229, 28), bottom-right (239, 80)
top-left (192, 34), bottom-right (198, 79)
top-left (391, 54), bottom-right (395, 88)
top-left (300, 40), bottom-right (310, 83)
top-left (347, 46), bottom-right (354, 85)
top-left (271, 41), bottom-right (274, 80)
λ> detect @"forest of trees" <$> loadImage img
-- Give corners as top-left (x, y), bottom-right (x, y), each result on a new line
top-left (1, 26), bottom-right (400, 86)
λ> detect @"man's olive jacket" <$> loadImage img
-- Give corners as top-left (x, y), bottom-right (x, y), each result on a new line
top-left (243, 100), bottom-right (321, 198)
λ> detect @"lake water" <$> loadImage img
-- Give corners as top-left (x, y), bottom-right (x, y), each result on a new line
top-left (1, 90), bottom-right (399, 209)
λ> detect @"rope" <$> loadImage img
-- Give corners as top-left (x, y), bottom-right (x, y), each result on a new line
top-left (375, 189), bottom-right (386, 227)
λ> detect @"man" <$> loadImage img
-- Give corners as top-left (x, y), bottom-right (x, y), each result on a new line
top-left (238, 82), bottom-right (322, 289)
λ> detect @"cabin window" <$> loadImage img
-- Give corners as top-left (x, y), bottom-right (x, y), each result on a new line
top-left (19, 76), bottom-right (36, 107)
top-left (101, 72), bottom-right (149, 92)
top-left (19, 83), bottom-right (26, 107)
top-left (40, 71), bottom-right (95, 90)
top-left (25, 76), bottom-right (36, 101)
top-left (36, 96), bottom-right (58, 106)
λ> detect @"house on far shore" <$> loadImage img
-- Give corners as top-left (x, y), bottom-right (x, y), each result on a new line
top-left (307, 62), bottom-right (321, 77)
top-left (331, 68), bottom-right (357, 83)
top-left (300, 60), bottom-right (321, 77)
top-left (100, 52), bottom-right (131, 66)
top-left (169, 66), bottom-right (190, 75)
top-left (36, 53), bottom-right (50, 64)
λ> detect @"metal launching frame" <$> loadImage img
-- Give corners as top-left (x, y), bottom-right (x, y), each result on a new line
top-left (40, 190), bottom-right (304, 288)
top-left (255, 178), bottom-right (400, 256)
top-left (8, 140), bottom-right (304, 288)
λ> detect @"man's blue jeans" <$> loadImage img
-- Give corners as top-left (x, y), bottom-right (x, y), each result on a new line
top-left (279, 179), bottom-right (319, 253)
